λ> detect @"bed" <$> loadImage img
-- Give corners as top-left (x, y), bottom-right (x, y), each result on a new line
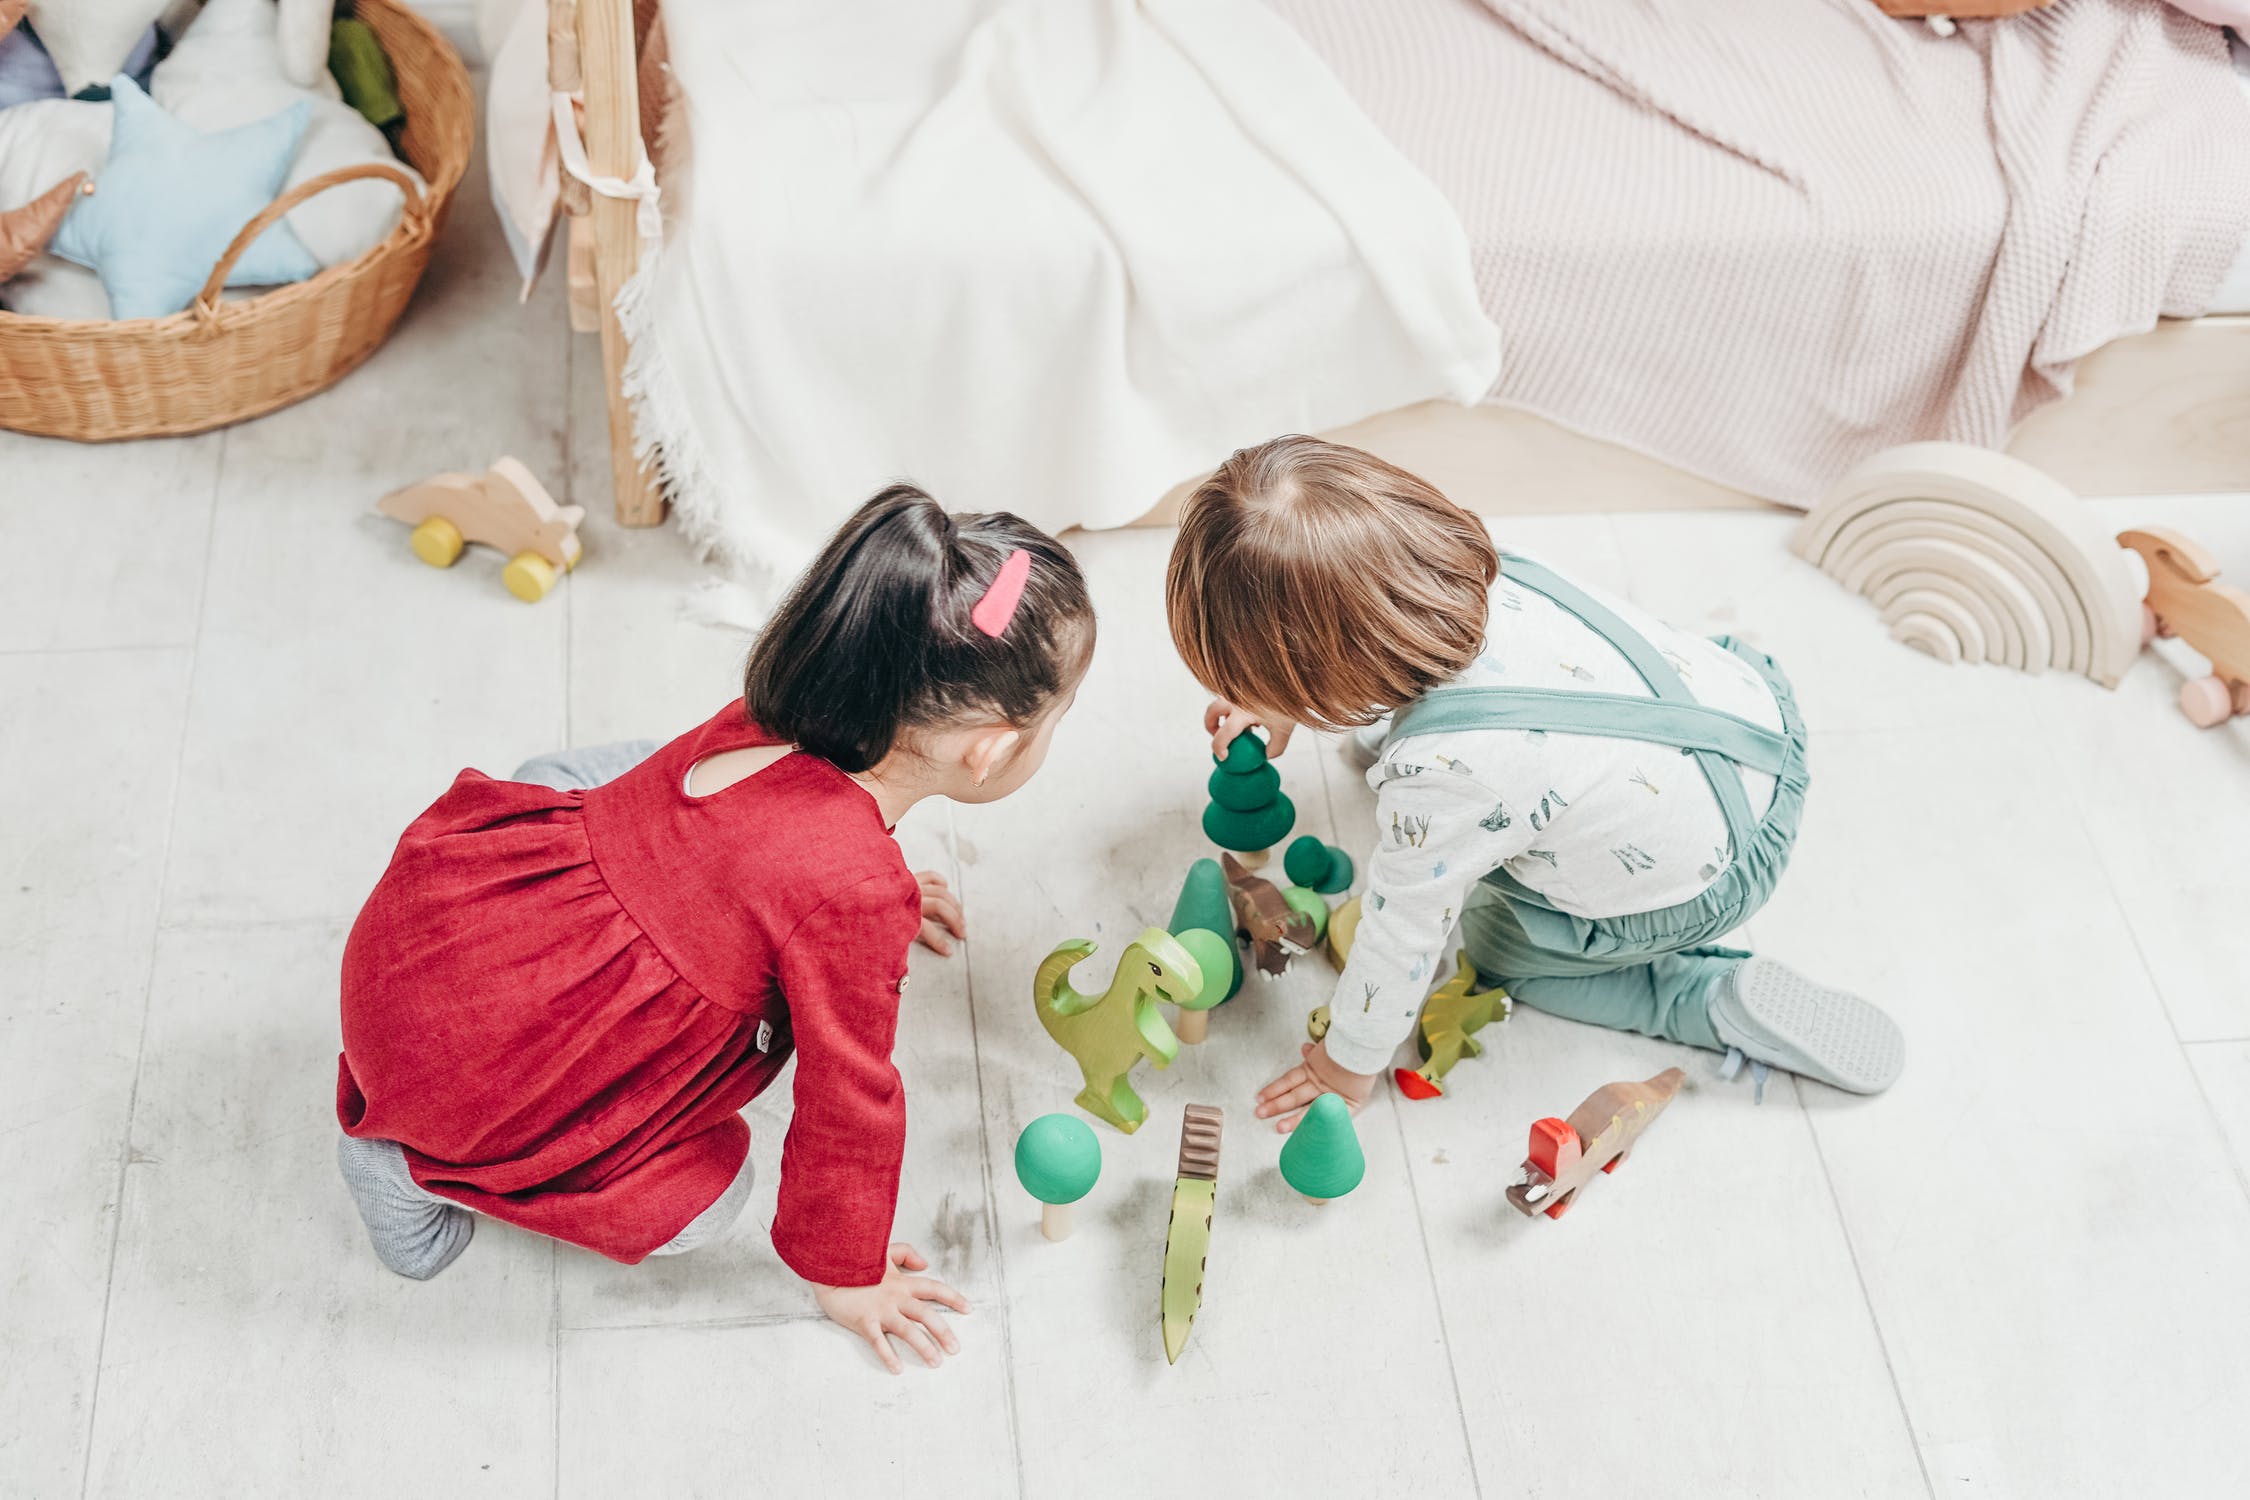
top-left (548, 0), bottom-right (2250, 581)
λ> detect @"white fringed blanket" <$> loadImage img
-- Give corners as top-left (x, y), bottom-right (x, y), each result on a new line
top-left (625, 0), bottom-right (1501, 592)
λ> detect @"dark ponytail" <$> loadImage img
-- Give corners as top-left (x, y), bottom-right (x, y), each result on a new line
top-left (742, 485), bottom-right (1096, 772)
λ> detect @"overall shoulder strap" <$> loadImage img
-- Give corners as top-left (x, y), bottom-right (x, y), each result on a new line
top-left (1391, 554), bottom-right (1785, 849)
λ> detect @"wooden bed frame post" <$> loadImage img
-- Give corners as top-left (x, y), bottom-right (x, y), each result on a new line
top-left (564, 0), bottom-right (665, 527)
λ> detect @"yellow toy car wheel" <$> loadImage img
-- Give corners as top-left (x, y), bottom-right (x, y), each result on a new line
top-left (502, 551), bottom-right (559, 603)
top-left (409, 516), bottom-right (465, 569)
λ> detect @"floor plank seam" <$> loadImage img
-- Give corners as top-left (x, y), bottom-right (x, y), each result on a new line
top-left (1798, 1081), bottom-right (1938, 1500)
top-left (556, 1309), bottom-right (831, 1335)
top-left (1317, 742), bottom-right (1483, 1497)
top-left (76, 427), bottom-right (233, 1500)
top-left (2024, 707), bottom-right (2250, 1212)
top-left (951, 801), bottom-right (1030, 1499)
top-left (1387, 1087), bottom-right (1486, 1499)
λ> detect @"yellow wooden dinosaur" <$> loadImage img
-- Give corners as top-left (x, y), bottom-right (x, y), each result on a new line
top-left (1396, 951), bottom-right (1511, 1100)
top-left (1034, 928), bottom-right (1203, 1134)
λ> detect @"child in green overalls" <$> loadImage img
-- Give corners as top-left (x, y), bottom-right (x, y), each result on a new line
top-left (1162, 436), bottom-right (1904, 1130)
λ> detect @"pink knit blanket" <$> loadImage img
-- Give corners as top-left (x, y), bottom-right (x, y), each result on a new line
top-left (1268, 0), bottom-right (2250, 504)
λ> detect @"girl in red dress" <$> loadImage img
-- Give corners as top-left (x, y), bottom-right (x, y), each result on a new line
top-left (336, 486), bottom-right (1093, 1374)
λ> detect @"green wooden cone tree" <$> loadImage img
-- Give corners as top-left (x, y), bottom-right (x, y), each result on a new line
top-left (1279, 1093), bottom-right (1365, 1204)
top-left (1168, 857), bottom-right (1242, 1004)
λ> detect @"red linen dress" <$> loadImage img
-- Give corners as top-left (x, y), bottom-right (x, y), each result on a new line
top-left (337, 701), bottom-right (920, 1282)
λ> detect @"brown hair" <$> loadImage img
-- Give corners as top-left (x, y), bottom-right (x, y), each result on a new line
top-left (1165, 436), bottom-right (1497, 729)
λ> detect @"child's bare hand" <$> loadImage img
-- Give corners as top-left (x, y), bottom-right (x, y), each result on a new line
top-left (1254, 1040), bottom-right (1377, 1132)
top-left (813, 1242), bottom-right (970, 1374)
top-left (1205, 698), bottom-right (1295, 759)
top-left (913, 870), bottom-right (965, 955)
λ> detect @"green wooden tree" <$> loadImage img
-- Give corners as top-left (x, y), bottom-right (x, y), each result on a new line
top-left (1283, 835), bottom-right (1354, 894)
top-left (1168, 857), bottom-right (1242, 1009)
top-left (1279, 1093), bottom-right (1365, 1205)
top-left (1014, 1113), bottom-right (1101, 1240)
top-left (1203, 732), bottom-right (1294, 859)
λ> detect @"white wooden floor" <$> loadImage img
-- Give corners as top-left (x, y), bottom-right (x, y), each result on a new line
top-left (6, 173), bottom-right (2250, 1500)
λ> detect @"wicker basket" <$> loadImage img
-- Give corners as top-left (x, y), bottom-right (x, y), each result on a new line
top-left (0, 0), bottom-right (472, 440)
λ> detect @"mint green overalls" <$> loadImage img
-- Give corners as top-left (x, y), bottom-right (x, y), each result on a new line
top-left (1386, 555), bottom-right (1812, 1053)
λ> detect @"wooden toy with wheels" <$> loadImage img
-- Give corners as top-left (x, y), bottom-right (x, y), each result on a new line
top-left (1506, 1069), bottom-right (1685, 1220)
top-left (377, 456), bottom-right (584, 603)
top-left (2118, 528), bottom-right (2250, 729)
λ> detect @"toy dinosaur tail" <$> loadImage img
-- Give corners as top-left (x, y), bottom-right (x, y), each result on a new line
top-left (1034, 939), bottom-right (1098, 1029)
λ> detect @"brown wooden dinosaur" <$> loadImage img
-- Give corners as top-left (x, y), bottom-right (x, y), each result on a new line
top-left (1506, 1068), bottom-right (1685, 1220)
top-left (1221, 852), bottom-right (1317, 978)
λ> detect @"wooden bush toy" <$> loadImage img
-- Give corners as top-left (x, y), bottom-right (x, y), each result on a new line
top-left (1278, 1093), bottom-right (1364, 1205)
top-left (1033, 928), bottom-right (1204, 1134)
top-left (1792, 442), bottom-right (2142, 687)
top-left (1160, 1103), bottom-right (1223, 1365)
top-left (1203, 731), bottom-right (1294, 865)
top-left (1395, 952), bottom-right (1511, 1101)
top-left (376, 456), bottom-right (585, 603)
top-left (1222, 852), bottom-right (1318, 979)
top-left (1283, 835), bottom-right (1354, 894)
top-left (1326, 894), bottom-right (1362, 968)
top-left (2119, 527), bottom-right (2250, 729)
top-left (1506, 1068), bottom-right (1685, 1220)
top-left (1167, 858), bottom-right (1240, 1041)
top-left (1014, 1113), bottom-right (1101, 1242)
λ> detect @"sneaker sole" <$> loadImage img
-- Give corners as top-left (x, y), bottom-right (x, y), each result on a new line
top-left (1721, 958), bottom-right (1904, 1095)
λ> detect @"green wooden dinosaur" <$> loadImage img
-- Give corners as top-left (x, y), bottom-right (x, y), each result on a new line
top-left (1396, 951), bottom-right (1511, 1100)
top-left (1034, 927), bottom-right (1205, 1133)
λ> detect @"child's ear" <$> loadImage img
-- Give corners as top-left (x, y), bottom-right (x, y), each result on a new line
top-left (963, 725), bottom-right (1023, 787)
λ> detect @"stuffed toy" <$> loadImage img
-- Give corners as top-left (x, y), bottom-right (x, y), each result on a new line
top-left (154, 0), bottom-right (421, 267)
top-left (151, 1), bottom-right (334, 87)
top-left (24, 1), bottom-right (170, 97)
top-left (0, 171), bottom-right (89, 282)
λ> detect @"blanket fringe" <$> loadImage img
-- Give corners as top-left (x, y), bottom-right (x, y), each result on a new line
top-left (614, 248), bottom-right (789, 621)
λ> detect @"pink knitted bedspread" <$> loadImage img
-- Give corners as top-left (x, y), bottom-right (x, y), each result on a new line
top-left (1265, 0), bottom-right (2250, 505)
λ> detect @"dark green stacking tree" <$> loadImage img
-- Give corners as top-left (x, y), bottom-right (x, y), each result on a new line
top-left (1203, 732), bottom-right (1294, 860)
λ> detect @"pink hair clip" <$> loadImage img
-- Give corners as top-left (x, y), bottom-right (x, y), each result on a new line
top-left (970, 548), bottom-right (1032, 637)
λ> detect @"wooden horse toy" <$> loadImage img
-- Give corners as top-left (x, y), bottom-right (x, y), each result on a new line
top-left (1033, 928), bottom-right (1204, 1133)
top-left (1394, 952), bottom-right (1511, 1101)
top-left (377, 457), bottom-right (584, 603)
top-left (1506, 1068), bottom-right (1685, 1220)
top-left (2119, 528), bottom-right (2250, 729)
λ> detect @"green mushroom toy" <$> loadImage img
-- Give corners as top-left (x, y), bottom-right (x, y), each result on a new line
top-left (1204, 731), bottom-right (1294, 865)
top-left (1279, 1093), bottom-right (1365, 1205)
top-left (1015, 1113), bottom-right (1102, 1241)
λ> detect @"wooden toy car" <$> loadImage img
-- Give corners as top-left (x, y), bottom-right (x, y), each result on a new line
top-left (377, 457), bottom-right (584, 602)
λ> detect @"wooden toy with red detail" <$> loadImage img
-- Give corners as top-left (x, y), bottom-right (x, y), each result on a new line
top-left (1506, 1068), bottom-right (1685, 1220)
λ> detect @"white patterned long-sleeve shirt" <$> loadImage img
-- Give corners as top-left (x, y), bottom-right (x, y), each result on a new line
top-left (1319, 557), bottom-right (1785, 1076)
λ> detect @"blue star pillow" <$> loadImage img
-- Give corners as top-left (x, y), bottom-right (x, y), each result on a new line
top-left (51, 74), bottom-right (320, 320)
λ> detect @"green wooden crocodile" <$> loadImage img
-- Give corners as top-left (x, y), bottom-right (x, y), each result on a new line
top-left (1034, 927), bottom-right (1204, 1134)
